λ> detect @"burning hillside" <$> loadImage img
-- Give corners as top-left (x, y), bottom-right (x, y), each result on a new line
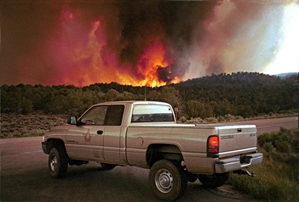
top-left (1, 0), bottom-right (298, 87)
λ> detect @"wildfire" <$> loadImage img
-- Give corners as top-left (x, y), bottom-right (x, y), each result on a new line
top-left (136, 43), bottom-right (179, 87)
top-left (4, 1), bottom-right (299, 87)
top-left (56, 9), bottom-right (181, 87)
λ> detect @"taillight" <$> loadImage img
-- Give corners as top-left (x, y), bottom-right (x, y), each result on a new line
top-left (207, 135), bottom-right (219, 154)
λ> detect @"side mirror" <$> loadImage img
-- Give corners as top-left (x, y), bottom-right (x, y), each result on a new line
top-left (67, 115), bottom-right (77, 125)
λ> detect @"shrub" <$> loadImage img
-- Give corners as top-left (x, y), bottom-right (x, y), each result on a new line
top-left (263, 142), bottom-right (273, 153)
top-left (274, 140), bottom-right (289, 153)
top-left (229, 128), bottom-right (299, 201)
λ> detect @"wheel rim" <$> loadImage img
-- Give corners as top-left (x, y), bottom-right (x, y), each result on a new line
top-left (50, 155), bottom-right (58, 172)
top-left (155, 169), bottom-right (173, 193)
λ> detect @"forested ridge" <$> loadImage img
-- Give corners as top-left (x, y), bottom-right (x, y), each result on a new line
top-left (1, 72), bottom-right (298, 119)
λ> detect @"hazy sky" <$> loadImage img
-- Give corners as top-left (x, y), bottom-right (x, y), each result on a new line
top-left (1, 0), bottom-right (298, 87)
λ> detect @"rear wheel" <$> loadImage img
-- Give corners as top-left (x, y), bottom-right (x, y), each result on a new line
top-left (48, 147), bottom-right (68, 178)
top-left (149, 160), bottom-right (187, 201)
top-left (198, 172), bottom-right (230, 188)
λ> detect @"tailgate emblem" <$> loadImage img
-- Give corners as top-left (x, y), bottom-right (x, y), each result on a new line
top-left (221, 135), bottom-right (234, 140)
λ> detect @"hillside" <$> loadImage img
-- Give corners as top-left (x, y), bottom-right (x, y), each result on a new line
top-left (179, 72), bottom-right (281, 85)
top-left (1, 72), bottom-right (297, 119)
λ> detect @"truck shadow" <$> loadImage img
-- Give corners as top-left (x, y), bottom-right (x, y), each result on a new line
top-left (65, 164), bottom-right (245, 201)
top-left (1, 164), bottom-right (245, 202)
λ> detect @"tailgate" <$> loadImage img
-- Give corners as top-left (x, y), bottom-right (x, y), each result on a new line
top-left (217, 125), bottom-right (257, 158)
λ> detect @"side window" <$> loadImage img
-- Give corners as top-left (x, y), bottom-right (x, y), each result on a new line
top-left (105, 105), bottom-right (124, 126)
top-left (81, 106), bottom-right (108, 125)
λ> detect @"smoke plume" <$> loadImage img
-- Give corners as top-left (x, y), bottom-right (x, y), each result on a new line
top-left (1, 0), bottom-right (295, 87)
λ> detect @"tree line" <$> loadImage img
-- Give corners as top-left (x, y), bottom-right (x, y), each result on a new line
top-left (1, 72), bottom-right (297, 119)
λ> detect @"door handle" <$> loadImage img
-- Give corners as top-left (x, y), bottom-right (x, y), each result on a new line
top-left (97, 130), bottom-right (103, 135)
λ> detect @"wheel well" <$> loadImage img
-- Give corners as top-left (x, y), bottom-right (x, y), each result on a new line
top-left (146, 144), bottom-right (183, 167)
top-left (45, 139), bottom-right (66, 154)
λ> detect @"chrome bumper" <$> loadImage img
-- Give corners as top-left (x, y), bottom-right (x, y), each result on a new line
top-left (215, 153), bottom-right (263, 173)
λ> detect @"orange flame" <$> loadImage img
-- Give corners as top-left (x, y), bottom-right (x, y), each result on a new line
top-left (57, 10), bottom-right (180, 87)
top-left (136, 43), bottom-right (179, 87)
top-left (137, 43), bottom-right (168, 87)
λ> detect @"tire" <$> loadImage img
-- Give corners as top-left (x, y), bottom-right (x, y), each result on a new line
top-left (48, 147), bottom-right (68, 178)
top-left (198, 172), bottom-right (230, 188)
top-left (149, 160), bottom-right (188, 201)
top-left (101, 163), bottom-right (116, 170)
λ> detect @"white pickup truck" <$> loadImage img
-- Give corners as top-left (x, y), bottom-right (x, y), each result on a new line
top-left (42, 101), bottom-right (263, 201)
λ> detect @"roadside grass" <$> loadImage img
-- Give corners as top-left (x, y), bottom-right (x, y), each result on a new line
top-left (0, 112), bottom-right (67, 138)
top-left (15, 129), bottom-right (47, 138)
top-left (228, 128), bottom-right (299, 201)
top-left (180, 109), bottom-right (297, 124)
top-left (1, 110), bottom-right (296, 138)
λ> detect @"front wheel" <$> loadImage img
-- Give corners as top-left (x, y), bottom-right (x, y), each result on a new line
top-left (149, 160), bottom-right (187, 201)
top-left (48, 147), bottom-right (68, 178)
top-left (198, 172), bottom-right (230, 188)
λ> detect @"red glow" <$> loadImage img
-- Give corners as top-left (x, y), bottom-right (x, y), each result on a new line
top-left (1, 1), bottom-right (293, 87)
top-left (51, 9), bottom-right (181, 87)
top-left (62, 10), bottom-right (74, 21)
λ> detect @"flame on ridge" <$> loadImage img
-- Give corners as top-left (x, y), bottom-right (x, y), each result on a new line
top-left (58, 9), bottom-right (180, 87)
top-left (136, 42), bottom-right (179, 87)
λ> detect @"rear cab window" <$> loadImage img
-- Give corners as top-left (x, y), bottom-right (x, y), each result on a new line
top-left (131, 104), bottom-right (174, 123)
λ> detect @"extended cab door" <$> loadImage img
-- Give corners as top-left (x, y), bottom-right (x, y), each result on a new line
top-left (102, 105), bottom-right (124, 163)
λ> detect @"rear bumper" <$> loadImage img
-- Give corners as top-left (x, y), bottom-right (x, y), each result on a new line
top-left (215, 153), bottom-right (263, 173)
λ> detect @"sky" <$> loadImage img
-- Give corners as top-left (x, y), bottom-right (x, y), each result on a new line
top-left (1, 0), bottom-right (299, 87)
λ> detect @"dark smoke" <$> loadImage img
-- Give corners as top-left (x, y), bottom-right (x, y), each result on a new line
top-left (1, 0), bottom-right (286, 86)
top-left (114, 1), bottom-right (218, 80)
top-left (156, 64), bottom-right (178, 84)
